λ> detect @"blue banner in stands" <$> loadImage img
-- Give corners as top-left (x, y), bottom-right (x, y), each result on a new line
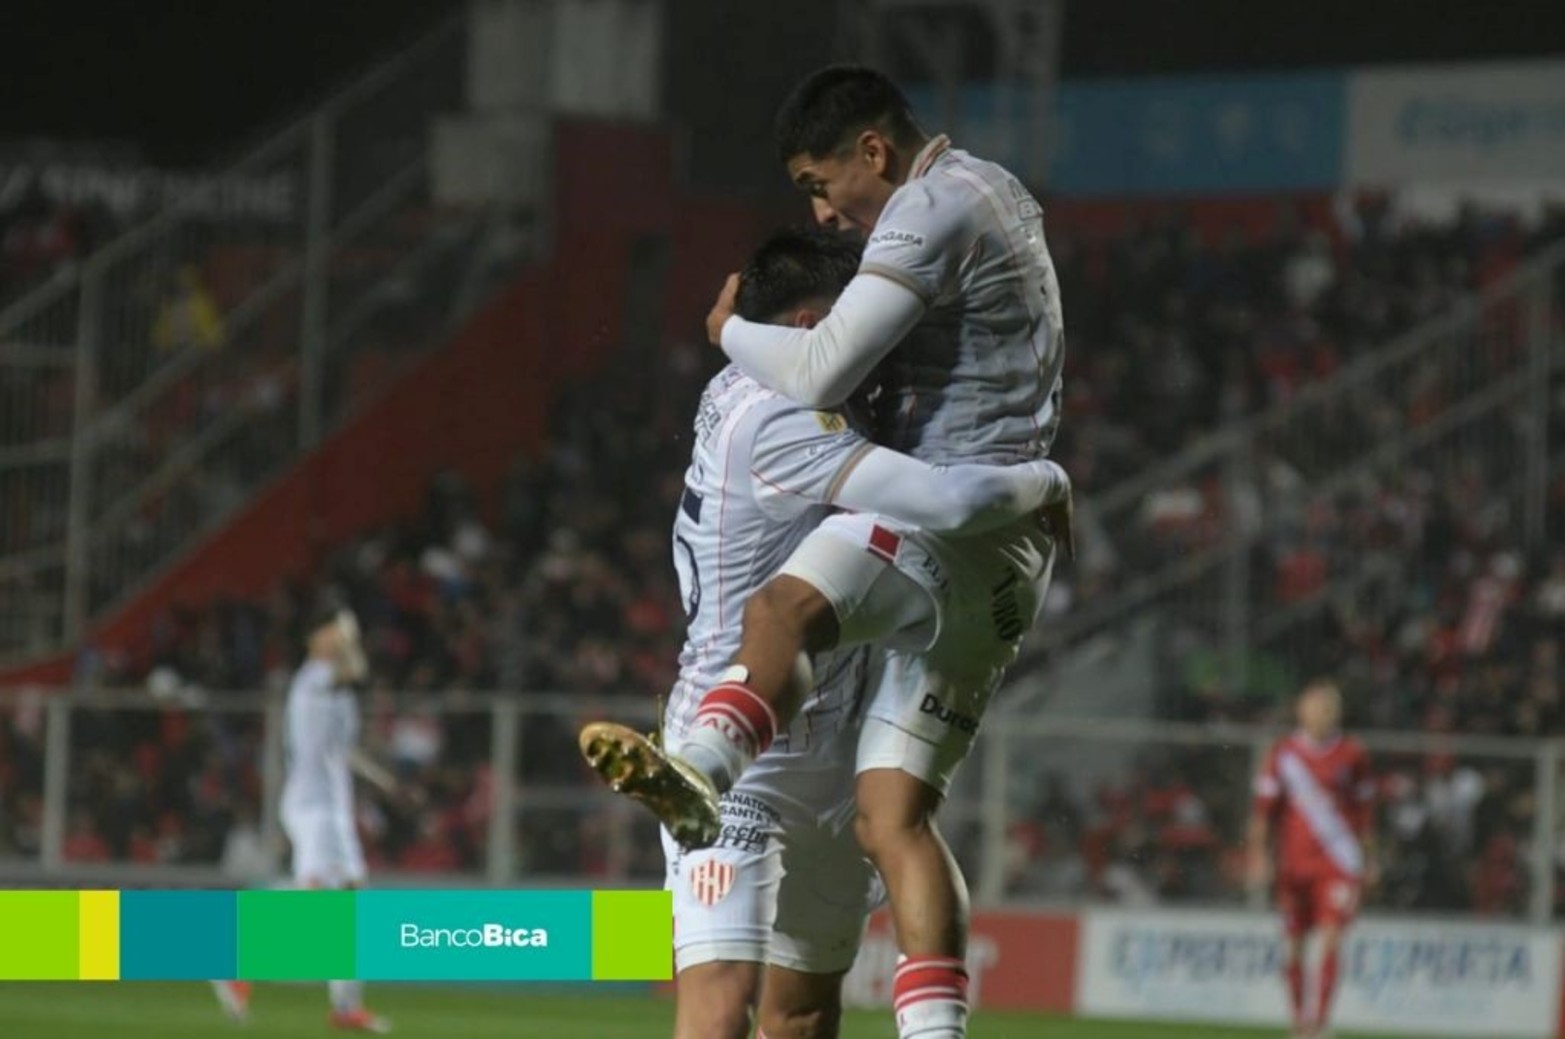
top-left (905, 72), bottom-right (1347, 195)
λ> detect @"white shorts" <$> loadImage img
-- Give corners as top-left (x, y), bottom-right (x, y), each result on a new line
top-left (780, 512), bottom-right (1054, 794)
top-left (663, 715), bottom-right (884, 976)
top-left (280, 806), bottom-right (366, 888)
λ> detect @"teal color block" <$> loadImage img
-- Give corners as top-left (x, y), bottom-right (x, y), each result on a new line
top-left (356, 890), bottom-right (592, 981)
top-left (120, 890), bottom-right (236, 980)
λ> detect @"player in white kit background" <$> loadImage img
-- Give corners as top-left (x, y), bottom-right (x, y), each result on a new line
top-left (213, 593), bottom-right (399, 1033)
top-left (582, 67), bottom-right (1069, 1039)
top-left (587, 228), bottom-right (1071, 1039)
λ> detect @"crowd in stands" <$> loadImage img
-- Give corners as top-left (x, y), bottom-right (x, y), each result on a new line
top-left (1, 197), bottom-right (1562, 912)
top-left (0, 192), bottom-right (480, 660)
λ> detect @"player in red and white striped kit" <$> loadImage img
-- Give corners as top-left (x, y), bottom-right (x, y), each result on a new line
top-left (1247, 679), bottom-right (1378, 1039)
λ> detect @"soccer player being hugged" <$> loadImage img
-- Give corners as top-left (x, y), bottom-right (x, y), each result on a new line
top-left (213, 592), bottom-right (407, 1033)
top-left (1247, 679), bottom-right (1378, 1039)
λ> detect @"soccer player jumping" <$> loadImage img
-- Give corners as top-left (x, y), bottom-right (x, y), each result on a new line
top-left (583, 66), bottom-right (1069, 1039)
top-left (643, 227), bottom-right (1067, 1039)
top-left (1248, 679), bottom-right (1378, 1039)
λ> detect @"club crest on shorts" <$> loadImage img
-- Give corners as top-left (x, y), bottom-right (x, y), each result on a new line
top-left (690, 858), bottom-right (737, 907)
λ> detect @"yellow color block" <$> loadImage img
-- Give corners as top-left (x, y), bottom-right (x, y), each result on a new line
top-left (78, 890), bottom-right (120, 980)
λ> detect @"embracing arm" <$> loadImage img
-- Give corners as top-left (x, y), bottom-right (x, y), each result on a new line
top-left (719, 274), bottom-right (926, 408)
top-left (833, 448), bottom-right (1069, 537)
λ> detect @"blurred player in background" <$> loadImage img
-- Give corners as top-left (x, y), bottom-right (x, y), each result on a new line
top-left (587, 227), bottom-right (1070, 1039)
top-left (212, 593), bottom-right (400, 1033)
top-left (584, 66), bottom-right (1069, 1039)
top-left (1248, 679), bottom-right (1378, 1039)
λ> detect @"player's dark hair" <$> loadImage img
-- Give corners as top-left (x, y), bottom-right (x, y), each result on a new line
top-left (306, 587), bottom-right (351, 635)
top-left (1301, 676), bottom-right (1341, 697)
top-left (774, 65), bottom-right (923, 162)
top-left (735, 228), bottom-right (863, 324)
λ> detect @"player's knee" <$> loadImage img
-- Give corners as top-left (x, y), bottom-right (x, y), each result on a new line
top-left (757, 1000), bottom-right (842, 1039)
top-left (853, 800), bottom-right (934, 867)
top-left (747, 576), bottom-right (839, 653)
top-left (854, 769), bottom-right (942, 866)
top-left (675, 962), bottom-right (760, 1039)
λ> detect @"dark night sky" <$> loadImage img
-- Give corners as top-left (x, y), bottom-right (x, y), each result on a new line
top-left (2, 0), bottom-right (1562, 166)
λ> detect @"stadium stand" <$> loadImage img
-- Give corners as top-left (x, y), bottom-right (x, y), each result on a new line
top-left (6, 198), bottom-right (1557, 916)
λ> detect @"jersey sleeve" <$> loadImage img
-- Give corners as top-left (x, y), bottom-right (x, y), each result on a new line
top-left (719, 274), bottom-right (926, 408)
top-left (835, 453), bottom-right (1067, 536)
top-left (1253, 743), bottom-right (1283, 817)
top-left (859, 182), bottom-right (973, 304)
top-left (746, 402), bottom-right (876, 521)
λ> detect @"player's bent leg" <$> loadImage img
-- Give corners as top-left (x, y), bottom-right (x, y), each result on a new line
top-left (675, 575), bottom-right (835, 794)
top-left (756, 966), bottom-right (846, 1039)
top-left (677, 523), bottom-right (938, 797)
top-left (674, 960), bottom-right (762, 1039)
top-left (580, 518), bottom-right (936, 850)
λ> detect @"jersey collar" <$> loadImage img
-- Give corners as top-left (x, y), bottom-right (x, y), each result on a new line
top-left (909, 134), bottom-right (952, 180)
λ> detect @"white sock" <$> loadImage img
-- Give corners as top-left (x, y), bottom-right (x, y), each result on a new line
top-left (676, 724), bottom-right (752, 794)
top-left (328, 980), bottom-right (363, 1013)
top-left (897, 999), bottom-right (968, 1039)
top-left (673, 668), bottom-right (778, 794)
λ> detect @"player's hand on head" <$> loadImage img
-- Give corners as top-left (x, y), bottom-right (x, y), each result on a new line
top-left (706, 272), bottom-right (741, 346)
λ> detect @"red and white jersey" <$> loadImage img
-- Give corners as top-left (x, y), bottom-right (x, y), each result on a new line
top-left (1254, 731), bottom-right (1374, 880)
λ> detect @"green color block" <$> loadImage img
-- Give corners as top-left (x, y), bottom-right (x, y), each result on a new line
top-left (591, 890), bottom-right (672, 981)
top-left (0, 890), bottom-right (79, 979)
top-left (237, 890), bottom-right (356, 980)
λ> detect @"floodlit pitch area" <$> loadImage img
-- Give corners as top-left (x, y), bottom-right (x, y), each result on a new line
top-left (0, 983), bottom-right (1424, 1039)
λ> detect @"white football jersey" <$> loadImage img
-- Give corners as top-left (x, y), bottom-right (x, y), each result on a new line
top-left (279, 659), bottom-right (359, 819)
top-left (860, 134), bottom-right (1066, 466)
top-left (665, 365), bottom-right (872, 744)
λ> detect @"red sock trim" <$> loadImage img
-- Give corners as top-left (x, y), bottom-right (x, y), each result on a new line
top-left (694, 683), bottom-right (778, 753)
top-left (893, 955), bottom-right (969, 1014)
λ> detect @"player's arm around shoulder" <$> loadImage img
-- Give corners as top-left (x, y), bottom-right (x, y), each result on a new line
top-left (747, 392), bottom-right (1073, 538)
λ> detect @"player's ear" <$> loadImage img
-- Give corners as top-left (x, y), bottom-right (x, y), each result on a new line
top-left (857, 130), bottom-right (889, 176)
top-left (792, 308), bottom-right (822, 329)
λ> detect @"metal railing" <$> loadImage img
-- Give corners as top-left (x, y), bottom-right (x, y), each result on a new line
top-left (0, 690), bottom-right (1558, 921)
top-left (0, 13), bottom-right (528, 662)
top-left (1012, 242), bottom-right (1564, 702)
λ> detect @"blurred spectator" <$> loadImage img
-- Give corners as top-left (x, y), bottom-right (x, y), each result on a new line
top-left (151, 265), bottom-right (226, 354)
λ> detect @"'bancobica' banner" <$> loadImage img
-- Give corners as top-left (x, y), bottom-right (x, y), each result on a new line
top-left (1077, 907), bottom-right (1561, 1038)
